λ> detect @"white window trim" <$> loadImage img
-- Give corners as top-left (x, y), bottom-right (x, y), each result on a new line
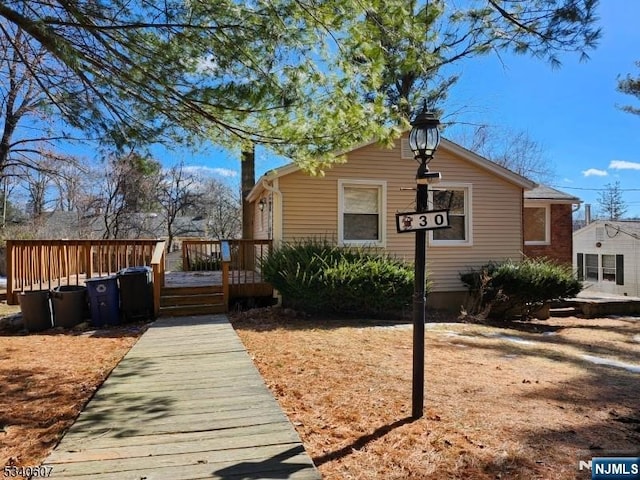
top-left (429, 183), bottom-right (473, 246)
top-left (600, 254), bottom-right (617, 283)
top-left (584, 253), bottom-right (599, 282)
top-left (524, 204), bottom-right (551, 246)
top-left (338, 179), bottom-right (387, 247)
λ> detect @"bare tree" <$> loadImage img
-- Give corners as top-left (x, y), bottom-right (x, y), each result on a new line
top-left (157, 162), bottom-right (201, 251)
top-left (97, 152), bottom-right (162, 239)
top-left (453, 126), bottom-right (554, 183)
top-left (0, 23), bottom-right (85, 179)
top-left (51, 158), bottom-right (89, 212)
top-left (196, 179), bottom-right (241, 240)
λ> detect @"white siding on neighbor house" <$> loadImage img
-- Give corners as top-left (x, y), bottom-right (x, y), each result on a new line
top-left (275, 135), bottom-right (525, 293)
top-left (573, 222), bottom-right (640, 297)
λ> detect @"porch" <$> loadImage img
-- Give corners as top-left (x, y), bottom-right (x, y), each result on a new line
top-left (5, 239), bottom-right (273, 317)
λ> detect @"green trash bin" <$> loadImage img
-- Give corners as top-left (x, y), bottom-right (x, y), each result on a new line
top-left (52, 285), bottom-right (88, 328)
top-left (18, 290), bottom-right (52, 332)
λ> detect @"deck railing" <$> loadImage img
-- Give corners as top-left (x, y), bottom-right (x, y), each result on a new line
top-left (6, 239), bottom-right (165, 307)
top-left (150, 241), bottom-right (166, 317)
top-left (182, 239), bottom-right (272, 286)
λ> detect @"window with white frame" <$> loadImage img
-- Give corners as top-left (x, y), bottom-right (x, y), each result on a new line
top-left (585, 254), bottom-right (599, 281)
top-left (430, 185), bottom-right (471, 245)
top-left (524, 205), bottom-right (550, 244)
top-left (601, 254), bottom-right (616, 282)
top-left (338, 180), bottom-right (386, 246)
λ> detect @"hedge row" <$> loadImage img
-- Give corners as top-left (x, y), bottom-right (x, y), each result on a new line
top-left (260, 240), bottom-right (417, 317)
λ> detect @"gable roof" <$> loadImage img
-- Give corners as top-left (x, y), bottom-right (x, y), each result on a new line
top-left (524, 184), bottom-right (581, 204)
top-left (248, 137), bottom-right (537, 201)
top-left (575, 219), bottom-right (640, 238)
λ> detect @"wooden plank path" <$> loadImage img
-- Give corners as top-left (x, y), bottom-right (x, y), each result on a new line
top-left (42, 315), bottom-right (321, 480)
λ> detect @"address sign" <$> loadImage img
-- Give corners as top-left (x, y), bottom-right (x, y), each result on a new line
top-left (395, 209), bottom-right (450, 233)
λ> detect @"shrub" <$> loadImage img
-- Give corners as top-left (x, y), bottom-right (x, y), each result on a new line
top-left (460, 257), bottom-right (582, 320)
top-left (260, 240), bottom-right (418, 317)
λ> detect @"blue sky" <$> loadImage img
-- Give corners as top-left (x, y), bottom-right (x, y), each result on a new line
top-left (180, 1), bottom-right (640, 216)
top-left (434, 0), bottom-right (640, 218)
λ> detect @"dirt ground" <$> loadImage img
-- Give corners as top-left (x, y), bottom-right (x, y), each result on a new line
top-left (0, 304), bottom-right (144, 478)
top-left (231, 308), bottom-right (640, 480)
top-left (1, 303), bottom-right (638, 480)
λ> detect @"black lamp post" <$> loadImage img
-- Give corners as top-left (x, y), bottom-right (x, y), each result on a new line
top-left (408, 103), bottom-right (441, 419)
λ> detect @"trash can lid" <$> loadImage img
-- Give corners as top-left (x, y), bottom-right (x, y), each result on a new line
top-left (118, 266), bottom-right (152, 275)
top-left (53, 285), bottom-right (87, 292)
top-left (86, 275), bottom-right (118, 283)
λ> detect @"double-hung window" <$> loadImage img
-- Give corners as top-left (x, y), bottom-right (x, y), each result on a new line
top-left (430, 184), bottom-right (472, 245)
top-left (577, 253), bottom-right (624, 285)
top-left (601, 254), bottom-right (617, 282)
top-left (524, 205), bottom-right (550, 245)
top-left (338, 180), bottom-right (386, 246)
top-left (585, 254), bottom-right (599, 281)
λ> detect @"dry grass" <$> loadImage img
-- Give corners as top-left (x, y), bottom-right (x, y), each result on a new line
top-left (231, 309), bottom-right (640, 480)
top-left (0, 315), bottom-right (144, 477)
top-left (1, 302), bottom-right (638, 480)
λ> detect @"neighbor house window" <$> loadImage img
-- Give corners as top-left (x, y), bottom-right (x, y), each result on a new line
top-left (430, 185), bottom-right (472, 245)
top-left (601, 254), bottom-right (616, 282)
top-left (338, 180), bottom-right (386, 246)
top-left (585, 254), bottom-right (599, 281)
top-left (524, 205), bottom-right (550, 244)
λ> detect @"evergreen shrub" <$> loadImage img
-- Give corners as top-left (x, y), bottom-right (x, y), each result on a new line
top-left (261, 240), bottom-right (418, 316)
top-left (460, 257), bottom-right (582, 320)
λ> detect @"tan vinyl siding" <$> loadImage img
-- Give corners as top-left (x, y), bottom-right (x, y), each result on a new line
top-left (253, 193), bottom-right (270, 241)
top-left (277, 136), bottom-right (525, 293)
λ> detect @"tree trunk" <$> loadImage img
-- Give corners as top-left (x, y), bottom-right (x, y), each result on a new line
top-left (241, 145), bottom-right (255, 270)
top-left (241, 145), bottom-right (255, 240)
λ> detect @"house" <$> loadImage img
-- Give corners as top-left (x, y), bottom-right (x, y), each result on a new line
top-left (247, 135), bottom-right (579, 310)
top-left (573, 220), bottom-right (640, 297)
top-left (523, 185), bottom-right (581, 265)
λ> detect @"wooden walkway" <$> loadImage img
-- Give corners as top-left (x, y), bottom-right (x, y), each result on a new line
top-left (42, 315), bottom-right (321, 480)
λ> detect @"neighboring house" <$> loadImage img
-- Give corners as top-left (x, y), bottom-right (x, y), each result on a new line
top-left (247, 135), bottom-right (579, 310)
top-left (573, 220), bottom-right (640, 297)
top-left (34, 211), bottom-right (207, 242)
top-left (523, 185), bottom-right (581, 265)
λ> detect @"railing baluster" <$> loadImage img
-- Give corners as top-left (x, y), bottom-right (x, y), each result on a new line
top-left (5, 238), bottom-right (271, 305)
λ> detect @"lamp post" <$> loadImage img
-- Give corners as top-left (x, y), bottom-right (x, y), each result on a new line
top-left (408, 103), bottom-right (441, 419)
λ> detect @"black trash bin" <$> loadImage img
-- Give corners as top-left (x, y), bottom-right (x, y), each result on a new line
top-left (51, 285), bottom-right (88, 328)
top-left (117, 266), bottom-right (153, 322)
top-left (86, 276), bottom-right (120, 326)
top-left (18, 290), bottom-right (52, 332)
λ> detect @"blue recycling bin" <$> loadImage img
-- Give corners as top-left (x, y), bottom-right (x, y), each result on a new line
top-left (85, 276), bottom-right (120, 326)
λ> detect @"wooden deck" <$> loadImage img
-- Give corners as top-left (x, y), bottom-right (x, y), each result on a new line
top-left (42, 315), bottom-right (320, 480)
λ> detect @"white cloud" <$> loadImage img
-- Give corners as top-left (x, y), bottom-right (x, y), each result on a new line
top-left (582, 168), bottom-right (608, 177)
top-left (183, 166), bottom-right (238, 178)
top-left (609, 160), bottom-right (640, 171)
top-left (211, 167), bottom-right (238, 178)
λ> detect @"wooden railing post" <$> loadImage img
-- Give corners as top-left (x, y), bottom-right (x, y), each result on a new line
top-left (150, 241), bottom-right (166, 319)
top-left (84, 241), bottom-right (93, 279)
top-left (221, 241), bottom-right (231, 311)
top-left (6, 240), bottom-right (15, 305)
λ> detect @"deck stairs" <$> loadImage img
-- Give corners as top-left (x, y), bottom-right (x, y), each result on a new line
top-left (159, 284), bottom-right (226, 316)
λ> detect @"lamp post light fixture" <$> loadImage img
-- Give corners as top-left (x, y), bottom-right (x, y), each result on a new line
top-left (408, 103), bottom-right (441, 419)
